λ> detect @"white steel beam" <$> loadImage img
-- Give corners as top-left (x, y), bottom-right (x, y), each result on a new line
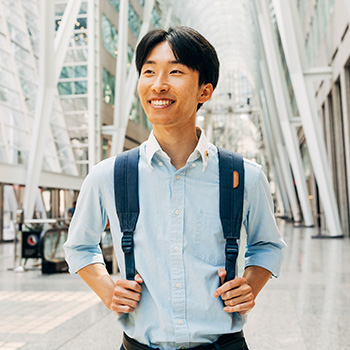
top-left (345, 0), bottom-right (350, 20)
top-left (111, 0), bottom-right (155, 156)
top-left (254, 3), bottom-right (301, 222)
top-left (0, 163), bottom-right (83, 190)
top-left (23, 0), bottom-right (82, 220)
top-left (23, 0), bottom-right (56, 220)
top-left (54, 0), bottom-right (83, 82)
top-left (88, 0), bottom-right (97, 169)
top-left (255, 0), bottom-right (314, 226)
top-left (304, 67), bottom-right (333, 81)
top-left (111, 0), bottom-right (129, 156)
top-left (258, 54), bottom-right (300, 221)
top-left (259, 85), bottom-right (297, 220)
top-left (258, 88), bottom-right (291, 218)
top-left (340, 69), bottom-right (350, 232)
top-left (272, 0), bottom-right (342, 236)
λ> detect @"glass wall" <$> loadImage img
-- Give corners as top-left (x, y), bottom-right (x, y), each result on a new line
top-left (109, 0), bottom-right (120, 12)
top-left (128, 4), bottom-right (140, 37)
top-left (55, 1), bottom-right (90, 176)
top-left (101, 14), bottom-right (118, 56)
top-left (301, 0), bottom-right (330, 67)
top-left (103, 68), bottom-right (116, 105)
top-left (151, 7), bottom-right (162, 28)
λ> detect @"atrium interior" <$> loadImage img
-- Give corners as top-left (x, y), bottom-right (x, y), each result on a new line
top-left (0, 0), bottom-right (350, 349)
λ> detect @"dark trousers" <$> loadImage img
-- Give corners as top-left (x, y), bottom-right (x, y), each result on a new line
top-left (120, 332), bottom-right (249, 350)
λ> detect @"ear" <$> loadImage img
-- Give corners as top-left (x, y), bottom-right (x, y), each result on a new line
top-left (198, 83), bottom-right (214, 104)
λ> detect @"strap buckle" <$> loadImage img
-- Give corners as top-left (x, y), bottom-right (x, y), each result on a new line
top-left (121, 232), bottom-right (134, 254)
top-left (225, 238), bottom-right (238, 261)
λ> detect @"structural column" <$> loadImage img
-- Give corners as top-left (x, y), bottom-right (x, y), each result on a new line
top-left (272, 0), bottom-right (343, 236)
top-left (258, 56), bottom-right (300, 220)
top-left (258, 88), bottom-right (292, 218)
top-left (23, 0), bottom-right (82, 220)
top-left (340, 68), bottom-right (350, 234)
top-left (0, 184), bottom-right (3, 242)
top-left (331, 83), bottom-right (349, 235)
top-left (88, 0), bottom-right (98, 169)
top-left (255, 0), bottom-right (314, 226)
top-left (110, 0), bottom-right (129, 156)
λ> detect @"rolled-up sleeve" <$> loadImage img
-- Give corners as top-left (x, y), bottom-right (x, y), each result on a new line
top-left (64, 165), bottom-right (108, 274)
top-left (244, 167), bottom-right (286, 277)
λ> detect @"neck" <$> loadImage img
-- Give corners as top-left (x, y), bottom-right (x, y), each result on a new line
top-left (153, 124), bottom-right (199, 169)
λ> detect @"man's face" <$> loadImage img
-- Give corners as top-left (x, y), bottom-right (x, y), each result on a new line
top-left (137, 41), bottom-right (210, 129)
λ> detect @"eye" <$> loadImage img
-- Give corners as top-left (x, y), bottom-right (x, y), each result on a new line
top-left (170, 69), bottom-right (183, 74)
top-left (142, 69), bottom-right (154, 75)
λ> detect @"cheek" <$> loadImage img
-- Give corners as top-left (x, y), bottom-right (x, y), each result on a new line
top-left (137, 83), bottom-right (147, 105)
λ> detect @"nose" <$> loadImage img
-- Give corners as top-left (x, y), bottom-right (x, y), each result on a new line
top-left (151, 74), bottom-right (169, 93)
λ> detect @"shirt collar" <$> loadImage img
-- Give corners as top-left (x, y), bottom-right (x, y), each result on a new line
top-left (145, 127), bottom-right (210, 171)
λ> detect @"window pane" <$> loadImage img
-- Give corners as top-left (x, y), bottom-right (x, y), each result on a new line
top-left (0, 69), bottom-right (16, 89)
top-left (70, 33), bottom-right (88, 47)
top-left (103, 68), bottom-right (115, 105)
top-left (74, 81), bottom-right (87, 94)
top-left (128, 5), bottom-right (140, 37)
top-left (101, 14), bottom-right (118, 56)
top-left (58, 82), bottom-right (73, 95)
top-left (127, 45), bottom-right (134, 64)
top-left (60, 97), bottom-right (88, 111)
top-left (109, 0), bottom-right (120, 12)
top-left (7, 22), bottom-right (27, 47)
top-left (151, 8), bottom-right (161, 29)
top-left (0, 86), bottom-right (20, 105)
top-left (15, 59), bottom-right (35, 80)
top-left (11, 42), bottom-right (30, 61)
top-left (60, 65), bottom-right (88, 79)
top-left (19, 77), bottom-right (36, 99)
top-left (75, 17), bottom-right (87, 30)
top-left (65, 48), bottom-right (88, 62)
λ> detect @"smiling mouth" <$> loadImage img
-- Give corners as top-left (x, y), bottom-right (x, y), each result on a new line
top-left (149, 99), bottom-right (175, 106)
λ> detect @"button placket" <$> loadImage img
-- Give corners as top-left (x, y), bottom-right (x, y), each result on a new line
top-left (169, 170), bottom-right (189, 344)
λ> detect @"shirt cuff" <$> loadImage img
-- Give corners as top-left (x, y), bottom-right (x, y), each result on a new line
top-left (64, 246), bottom-right (105, 274)
top-left (244, 245), bottom-right (284, 278)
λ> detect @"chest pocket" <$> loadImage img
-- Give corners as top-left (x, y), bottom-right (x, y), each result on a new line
top-left (194, 212), bottom-right (225, 266)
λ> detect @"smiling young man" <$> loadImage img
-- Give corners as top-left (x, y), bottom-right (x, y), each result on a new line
top-left (64, 26), bottom-right (286, 350)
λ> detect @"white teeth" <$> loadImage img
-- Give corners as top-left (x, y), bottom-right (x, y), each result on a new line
top-left (151, 100), bottom-right (173, 106)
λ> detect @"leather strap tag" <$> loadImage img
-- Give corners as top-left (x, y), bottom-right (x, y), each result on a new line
top-left (233, 171), bottom-right (239, 189)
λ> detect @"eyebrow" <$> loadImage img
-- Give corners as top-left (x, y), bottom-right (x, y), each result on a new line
top-left (144, 60), bottom-right (182, 65)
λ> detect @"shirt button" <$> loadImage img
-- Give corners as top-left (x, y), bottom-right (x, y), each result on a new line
top-left (158, 162), bottom-right (163, 166)
top-left (176, 283), bottom-right (181, 288)
top-left (177, 319), bottom-right (183, 325)
top-left (192, 163), bottom-right (196, 168)
top-left (175, 209), bottom-right (180, 215)
top-left (174, 246), bottom-right (179, 251)
top-left (176, 175), bottom-right (181, 180)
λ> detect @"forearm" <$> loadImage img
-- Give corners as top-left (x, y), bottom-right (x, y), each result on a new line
top-left (77, 263), bottom-right (115, 309)
top-left (243, 265), bottom-right (272, 299)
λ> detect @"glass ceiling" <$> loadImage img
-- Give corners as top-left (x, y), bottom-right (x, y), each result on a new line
top-left (163, 0), bottom-right (265, 163)
top-left (0, 0), bottom-right (266, 181)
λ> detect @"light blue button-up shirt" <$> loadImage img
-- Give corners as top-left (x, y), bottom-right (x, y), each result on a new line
top-left (64, 129), bottom-right (286, 349)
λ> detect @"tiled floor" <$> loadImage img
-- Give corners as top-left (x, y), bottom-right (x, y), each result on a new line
top-left (0, 220), bottom-right (349, 350)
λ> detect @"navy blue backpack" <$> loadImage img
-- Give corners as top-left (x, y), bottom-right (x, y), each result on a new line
top-left (114, 147), bottom-right (244, 282)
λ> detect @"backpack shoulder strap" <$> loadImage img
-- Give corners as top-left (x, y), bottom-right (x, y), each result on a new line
top-left (114, 147), bottom-right (140, 280)
top-left (217, 147), bottom-right (245, 282)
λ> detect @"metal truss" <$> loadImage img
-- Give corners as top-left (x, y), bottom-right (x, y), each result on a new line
top-left (23, 0), bottom-right (82, 220)
top-left (108, 0), bottom-right (155, 156)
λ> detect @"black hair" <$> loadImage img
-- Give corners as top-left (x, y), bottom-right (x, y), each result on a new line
top-left (136, 26), bottom-right (219, 110)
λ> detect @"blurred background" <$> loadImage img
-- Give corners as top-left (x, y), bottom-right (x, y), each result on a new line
top-left (0, 0), bottom-right (350, 349)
